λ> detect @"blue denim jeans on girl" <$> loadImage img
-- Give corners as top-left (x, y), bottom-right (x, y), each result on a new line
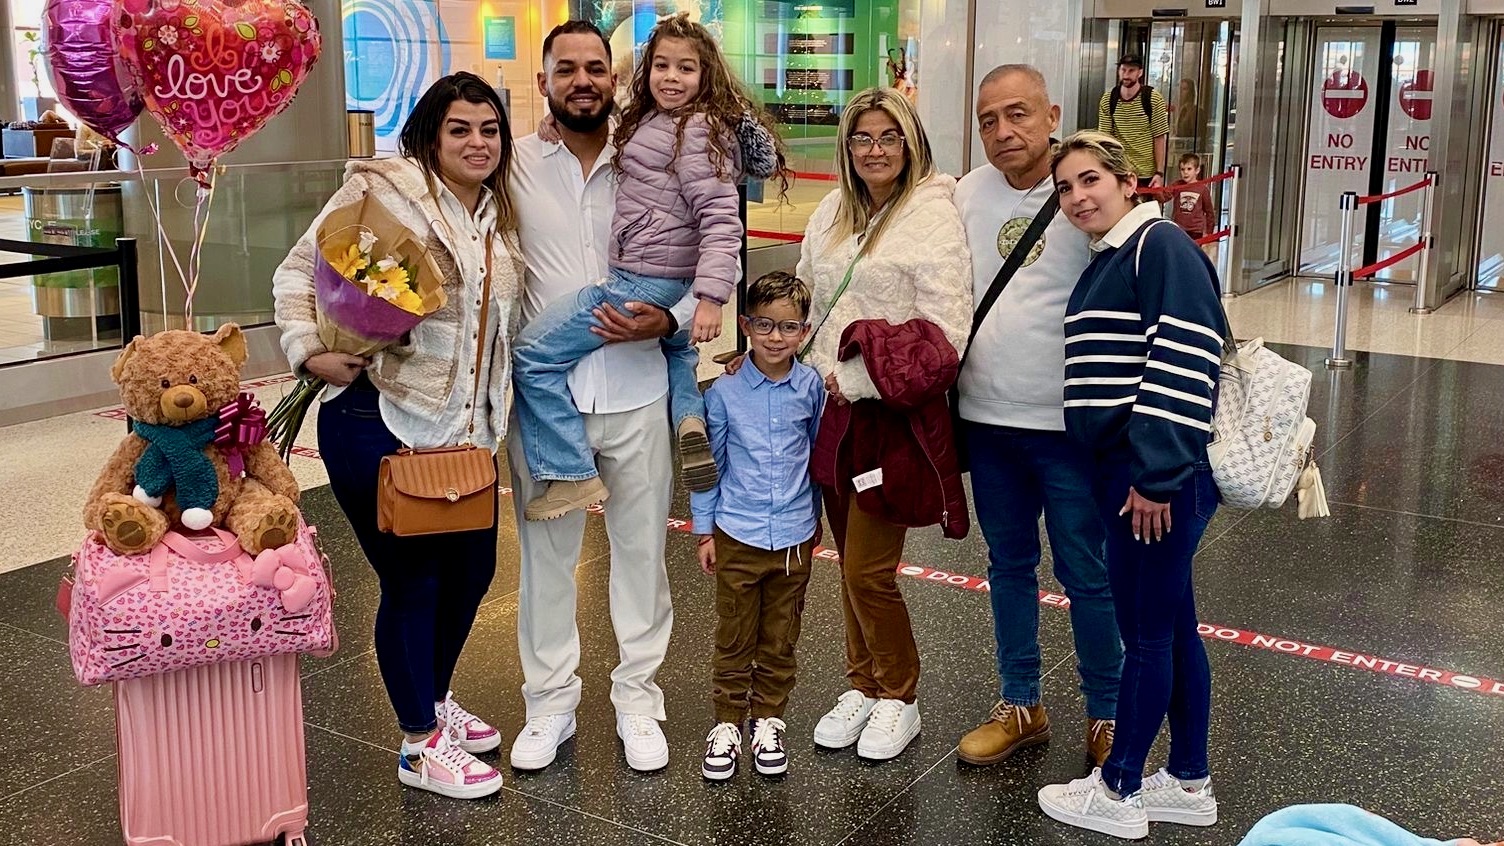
top-left (513, 267), bottom-right (703, 482)
top-left (1093, 453), bottom-right (1218, 797)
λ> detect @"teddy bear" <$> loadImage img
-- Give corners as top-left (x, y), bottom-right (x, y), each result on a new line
top-left (83, 323), bottom-right (302, 556)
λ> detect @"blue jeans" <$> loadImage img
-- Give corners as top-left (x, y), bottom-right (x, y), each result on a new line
top-left (318, 377), bottom-right (498, 733)
top-left (513, 267), bottom-right (703, 482)
top-left (1094, 453), bottom-right (1216, 797)
top-left (967, 423), bottom-right (1122, 719)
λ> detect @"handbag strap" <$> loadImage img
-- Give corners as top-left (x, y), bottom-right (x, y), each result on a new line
top-left (1134, 217), bottom-right (1236, 359)
top-left (149, 528), bottom-right (243, 592)
top-left (799, 253), bottom-right (859, 361)
top-left (463, 236), bottom-right (494, 444)
top-left (960, 189), bottom-right (1059, 369)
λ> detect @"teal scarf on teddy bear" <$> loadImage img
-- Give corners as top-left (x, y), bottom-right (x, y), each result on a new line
top-left (133, 418), bottom-right (219, 511)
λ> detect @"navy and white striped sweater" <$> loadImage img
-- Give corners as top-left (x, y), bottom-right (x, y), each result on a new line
top-left (1064, 210), bottom-right (1228, 501)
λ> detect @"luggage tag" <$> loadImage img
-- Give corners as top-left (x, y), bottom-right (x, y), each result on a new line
top-left (852, 468), bottom-right (883, 492)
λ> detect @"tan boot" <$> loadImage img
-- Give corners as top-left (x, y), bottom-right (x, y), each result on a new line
top-left (678, 417), bottom-right (718, 493)
top-left (524, 477), bottom-right (609, 521)
top-left (956, 701), bottom-right (1051, 765)
top-left (1086, 718), bottom-right (1115, 769)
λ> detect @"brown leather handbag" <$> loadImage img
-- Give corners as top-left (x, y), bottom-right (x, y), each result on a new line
top-left (376, 239), bottom-right (498, 536)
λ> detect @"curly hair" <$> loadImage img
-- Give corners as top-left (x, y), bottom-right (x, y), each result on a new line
top-left (612, 13), bottom-right (788, 197)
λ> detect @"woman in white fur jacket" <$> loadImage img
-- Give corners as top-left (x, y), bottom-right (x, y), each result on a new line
top-left (272, 72), bottom-right (522, 801)
top-left (798, 87), bottom-right (974, 763)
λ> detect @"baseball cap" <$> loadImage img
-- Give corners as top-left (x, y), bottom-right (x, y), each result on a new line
top-left (1118, 54), bottom-right (1144, 67)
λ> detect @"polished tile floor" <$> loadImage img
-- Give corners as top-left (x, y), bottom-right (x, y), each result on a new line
top-left (2, 304), bottom-right (1503, 844)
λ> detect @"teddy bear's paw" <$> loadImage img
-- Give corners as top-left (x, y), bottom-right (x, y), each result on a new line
top-left (100, 499), bottom-right (165, 554)
top-left (246, 508), bottom-right (299, 554)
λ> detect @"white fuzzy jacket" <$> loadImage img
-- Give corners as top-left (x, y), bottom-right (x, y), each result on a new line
top-left (796, 174), bottom-right (974, 401)
top-left (272, 157), bottom-right (523, 449)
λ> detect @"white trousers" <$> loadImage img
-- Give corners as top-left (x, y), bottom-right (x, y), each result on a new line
top-left (508, 395), bottom-right (674, 721)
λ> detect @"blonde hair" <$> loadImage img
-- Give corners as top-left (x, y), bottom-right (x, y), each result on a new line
top-left (1050, 130), bottom-right (1141, 202)
top-left (830, 87), bottom-right (936, 257)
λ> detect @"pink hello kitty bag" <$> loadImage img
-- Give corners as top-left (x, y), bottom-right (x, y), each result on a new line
top-left (67, 522), bottom-right (336, 686)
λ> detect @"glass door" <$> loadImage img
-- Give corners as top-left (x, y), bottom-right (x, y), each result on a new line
top-left (1475, 36), bottom-right (1504, 290)
top-left (1298, 26), bottom-right (1382, 275)
top-left (1372, 25), bottom-right (1437, 282)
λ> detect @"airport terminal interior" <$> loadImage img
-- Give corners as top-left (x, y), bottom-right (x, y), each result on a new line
top-left (1, 0), bottom-right (1503, 843)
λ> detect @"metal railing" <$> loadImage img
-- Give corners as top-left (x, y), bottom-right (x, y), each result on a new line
top-left (1325, 172), bottom-right (1437, 369)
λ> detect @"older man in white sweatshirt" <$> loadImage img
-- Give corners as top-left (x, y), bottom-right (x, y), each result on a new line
top-left (951, 64), bottom-right (1123, 770)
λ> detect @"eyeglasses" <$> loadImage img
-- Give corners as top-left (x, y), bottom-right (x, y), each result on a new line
top-left (745, 317), bottom-right (808, 336)
top-left (846, 132), bottom-right (905, 153)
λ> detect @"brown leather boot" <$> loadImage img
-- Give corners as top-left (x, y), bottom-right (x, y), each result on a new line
top-left (1086, 718), bottom-right (1115, 769)
top-left (956, 701), bottom-right (1050, 765)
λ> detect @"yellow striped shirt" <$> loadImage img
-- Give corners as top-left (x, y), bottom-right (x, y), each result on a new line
top-left (1097, 87), bottom-right (1171, 179)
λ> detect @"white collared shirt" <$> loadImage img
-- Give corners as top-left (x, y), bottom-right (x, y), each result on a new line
top-left (510, 133), bottom-right (695, 414)
top-left (1091, 199), bottom-right (1163, 253)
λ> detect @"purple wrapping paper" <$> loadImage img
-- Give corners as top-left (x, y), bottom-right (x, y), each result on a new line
top-left (313, 252), bottom-right (425, 349)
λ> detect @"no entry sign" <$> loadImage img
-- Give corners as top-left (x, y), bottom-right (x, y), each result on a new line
top-left (1398, 69), bottom-right (1433, 121)
top-left (1322, 69), bottom-right (1369, 119)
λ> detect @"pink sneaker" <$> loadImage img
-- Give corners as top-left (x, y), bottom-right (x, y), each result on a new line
top-left (397, 731), bottom-right (503, 799)
top-left (437, 692), bottom-right (501, 754)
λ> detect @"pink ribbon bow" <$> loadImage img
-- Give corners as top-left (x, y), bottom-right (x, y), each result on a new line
top-left (249, 546), bottom-right (318, 613)
top-left (215, 392), bottom-right (267, 477)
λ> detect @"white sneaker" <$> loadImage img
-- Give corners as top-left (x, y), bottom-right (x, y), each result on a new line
top-left (1140, 768), bottom-right (1218, 826)
top-left (509, 712), bottom-right (577, 771)
top-left (856, 699), bottom-right (921, 761)
top-left (396, 732), bottom-right (503, 800)
top-left (702, 722), bottom-right (741, 781)
top-left (616, 713), bottom-right (669, 772)
top-left (813, 690), bottom-right (878, 749)
top-left (749, 716), bottom-right (789, 775)
top-left (1037, 768), bottom-right (1149, 840)
top-left (435, 692), bottom-right (501, 754)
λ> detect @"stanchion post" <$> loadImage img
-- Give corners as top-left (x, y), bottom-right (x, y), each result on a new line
top-left (1326, 192), bottom-right (1358, 369)
top-left (117, 237), bottom-right (141, 433)
top-left (1410, 171), bottom-right (1438, 315)
top-left (1219, 164), bottom-right (1241, 296)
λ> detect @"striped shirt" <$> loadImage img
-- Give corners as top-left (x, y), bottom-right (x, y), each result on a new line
top-left (1097, 87), bottom-right (1170, 179)
top-left (1063, 203), bottom-right (1227, 501)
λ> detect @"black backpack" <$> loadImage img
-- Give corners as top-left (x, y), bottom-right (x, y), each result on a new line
top-left (1108, 84), bottom-right (1153, 135)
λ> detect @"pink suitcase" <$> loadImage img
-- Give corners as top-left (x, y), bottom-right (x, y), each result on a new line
top-left (115, 654), bottom-right (310, 846)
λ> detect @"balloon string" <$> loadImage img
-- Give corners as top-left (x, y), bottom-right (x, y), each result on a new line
top-left (184, 172), bottom-right (217, 322)
top-left (122, 151), bottom-right (192, 319)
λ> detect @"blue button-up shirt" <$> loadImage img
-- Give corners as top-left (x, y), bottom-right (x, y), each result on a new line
top-left (690, 356), bottom-right (826, 551)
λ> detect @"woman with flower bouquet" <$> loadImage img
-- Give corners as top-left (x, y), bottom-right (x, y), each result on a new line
top-left (271, 72), bottom-right (523, 801)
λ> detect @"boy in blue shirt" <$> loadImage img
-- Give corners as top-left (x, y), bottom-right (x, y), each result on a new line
top-left (692, 271), bottom-right (825, 781)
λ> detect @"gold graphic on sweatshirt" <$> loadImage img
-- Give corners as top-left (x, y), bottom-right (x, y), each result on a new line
top-left (997, 217), bottom-right (1046, 267)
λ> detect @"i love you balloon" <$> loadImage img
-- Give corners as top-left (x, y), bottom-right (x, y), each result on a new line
top-left (115, 0), bottom-right (320, 180)
top-left (43, 0), bottom-right (144, 145)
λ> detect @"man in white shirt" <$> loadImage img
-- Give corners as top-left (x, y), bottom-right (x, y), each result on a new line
top-left (952, 65), bottom-right (1123, 770)
top-left (506, 20), bottom-right (692, 774)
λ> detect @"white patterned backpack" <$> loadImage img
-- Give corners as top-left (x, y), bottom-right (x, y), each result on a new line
top-left (1207, 338), bottom-right (1328, 516)
top-left (1136, 220), bottom-right (1329, 517)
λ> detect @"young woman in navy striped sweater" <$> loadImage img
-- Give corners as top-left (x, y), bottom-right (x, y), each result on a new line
top-left (1035, 131), bottom-right (1228, 840)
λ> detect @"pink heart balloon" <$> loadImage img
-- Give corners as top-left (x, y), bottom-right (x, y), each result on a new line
top-left (114, 0), bottom-right (320, 181)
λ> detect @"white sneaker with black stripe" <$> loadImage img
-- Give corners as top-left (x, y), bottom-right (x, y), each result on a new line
top-left (702, 722), bottom-right (741, 781)
top-left (749, 717), bottom-right (789, 776)
top-left (1139, 768), bottom-right (1218, 826)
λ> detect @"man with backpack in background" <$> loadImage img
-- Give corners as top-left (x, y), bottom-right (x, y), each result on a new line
top-left (1098, 55), bottom-right (1170, 188)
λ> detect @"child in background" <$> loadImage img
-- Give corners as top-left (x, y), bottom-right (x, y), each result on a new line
top-left (1169, 152), bottom-right (1218, 258)
top-left (513, 12), bottom-right (787, 522)
top-left (692, 271), bottom-right (824, 781)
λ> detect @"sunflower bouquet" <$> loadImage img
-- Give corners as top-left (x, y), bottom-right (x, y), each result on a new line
top-left (266, 194), bottom-right (447, 461)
